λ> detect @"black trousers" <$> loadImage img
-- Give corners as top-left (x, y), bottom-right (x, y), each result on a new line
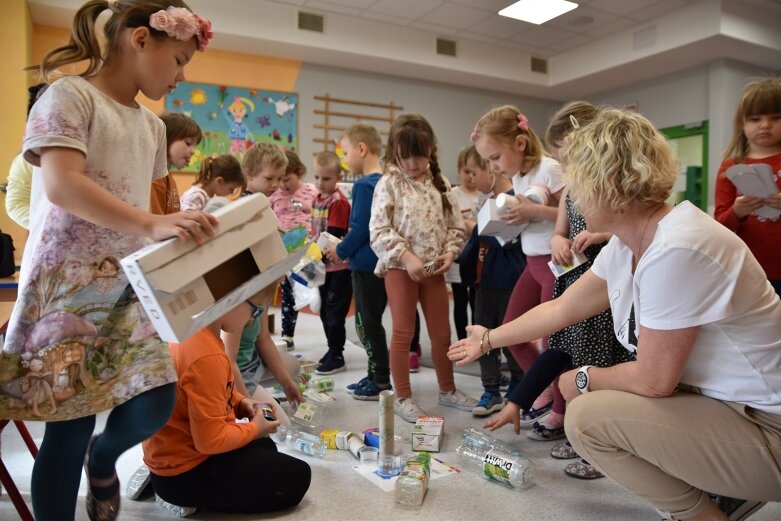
top-left (351, 270), bottom-right (390, 385)
top-left (150, 438), bottom-right (311, 514)
top-left (318, 269), bottom-right (353, 356)
top-left (451, 281), bottom-right (476, 340)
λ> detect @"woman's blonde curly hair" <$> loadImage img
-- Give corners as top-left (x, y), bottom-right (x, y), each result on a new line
top-left (561, 108), bottom-right (678, 213)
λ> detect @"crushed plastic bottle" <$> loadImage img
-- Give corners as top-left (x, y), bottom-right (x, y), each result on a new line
top-left (277, 425), bottom-right (326, 458)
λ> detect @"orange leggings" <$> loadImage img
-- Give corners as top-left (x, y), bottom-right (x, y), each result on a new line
top-left (384, 269), bottom-right (455, 399)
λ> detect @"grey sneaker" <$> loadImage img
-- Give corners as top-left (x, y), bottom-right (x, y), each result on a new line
top-left (155, 494), bottom-right (196, 518)
top-left (125, 465), bottom-right (151, 501)
top-left (394, 397), bottom-right (427, 423)
top-left (439, 389), bottom-right (478, 411)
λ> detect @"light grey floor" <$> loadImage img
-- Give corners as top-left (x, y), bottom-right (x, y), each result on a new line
top-left (2, 306), bottom-right (780, 521)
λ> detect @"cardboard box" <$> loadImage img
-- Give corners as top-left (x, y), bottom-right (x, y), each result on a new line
top-left (412, 416), bottom-right (444, 452)
top-left (477, 199), bottom-right (526, 245)
top-left (121, 193), bottom-right (306, 343)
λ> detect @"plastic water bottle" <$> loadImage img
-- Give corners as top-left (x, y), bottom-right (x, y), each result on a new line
top-left (277, 425), bottom-right (326, 458)
top-left (461, 427), bottom-right (522, 456)
top-left (455, 443), bottom-right (533, 489)
top-left (395, 452), bottom-right (431, 505)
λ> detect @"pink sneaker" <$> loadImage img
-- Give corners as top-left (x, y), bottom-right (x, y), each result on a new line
top-left (409, 352), bottom-right (420, 373)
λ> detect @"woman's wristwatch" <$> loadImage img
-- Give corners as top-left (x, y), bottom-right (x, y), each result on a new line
top-left (575, 366), bottom-right (594, 394)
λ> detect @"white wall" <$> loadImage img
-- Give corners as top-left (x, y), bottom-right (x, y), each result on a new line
top-left (587, 65), bottom-right (711, 129)
top-left (294, 63), bottom-right (561, 183)
top-left (588, 60), bottom-right (772, 210)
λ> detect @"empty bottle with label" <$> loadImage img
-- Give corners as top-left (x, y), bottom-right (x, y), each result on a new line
top-left (461, 427), bottom-right (522, 456)
top-left (277, 425), bottom-right (326, 458)
top-left (455, 443), bottom-right (533, 489)
top-left (395, 452), bottom-right (431, 505)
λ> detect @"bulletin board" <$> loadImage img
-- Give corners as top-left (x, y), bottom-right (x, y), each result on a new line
top-left (165, 81), bottom-right (299, 171)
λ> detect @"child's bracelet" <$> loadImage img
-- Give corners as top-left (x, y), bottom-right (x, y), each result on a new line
top-left (480, 329), bottom-right (493, 355)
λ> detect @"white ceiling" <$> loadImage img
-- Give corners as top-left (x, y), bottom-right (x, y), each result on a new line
top-left (27, 0), bottom-right (781, 100)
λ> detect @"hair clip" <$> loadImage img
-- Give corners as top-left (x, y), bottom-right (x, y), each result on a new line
top-left (469, 126), bottom-right (479, 143)
top-left (149, 7), bottom-right (213, 52)
top-left (569, 115), bottom-right (580, 129)
top-left (517, 113), bottom-right (529, 132)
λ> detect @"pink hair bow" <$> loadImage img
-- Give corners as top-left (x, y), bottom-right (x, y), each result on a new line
top-left (149, 7), bottom-right (213, 52)
top-left (517, 113), bottom-right (529, 132)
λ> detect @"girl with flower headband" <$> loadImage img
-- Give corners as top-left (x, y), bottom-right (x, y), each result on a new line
top-left (4, 1), bottom-right (214, 520)
top-left (470, 105), bottom-right (567, 441)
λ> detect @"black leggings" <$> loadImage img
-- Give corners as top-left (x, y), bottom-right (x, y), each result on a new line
top-left (150, 437), bottom-right (311, 514)
top-left (507, 349), bottom-right (572, 411)
top-left (32, 383), bottom-right (176, 521)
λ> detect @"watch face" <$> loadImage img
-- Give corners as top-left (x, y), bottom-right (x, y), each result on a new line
top-left (575, 370), bottom-right (588, 390)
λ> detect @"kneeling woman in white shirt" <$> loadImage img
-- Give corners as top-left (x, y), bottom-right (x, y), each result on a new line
top-left (449, 108), bottom-right (781, 521)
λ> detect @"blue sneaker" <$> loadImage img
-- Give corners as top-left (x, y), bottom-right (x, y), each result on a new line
top-left (346, 376), bottom-right (371, 394)
top-left (353, 381), bottom-right (391, 401)
top-left (472, 391), bottom-right (505, 416)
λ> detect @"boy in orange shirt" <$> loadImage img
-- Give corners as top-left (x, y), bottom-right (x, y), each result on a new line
top-left (142, 294), bottom-right (311, 516)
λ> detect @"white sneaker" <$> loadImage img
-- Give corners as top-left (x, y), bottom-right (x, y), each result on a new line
top-left (126, 465), bottom-right (151, 500)
top-left (394, 397), bottom-right (427, 423)
top-left (439, 389), bottom-right (478, 411)
top-left (155, 494), bottom-right (197, 518)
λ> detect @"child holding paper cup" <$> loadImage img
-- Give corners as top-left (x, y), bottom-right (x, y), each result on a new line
top-left (472, 105), bottom-right (565, 439)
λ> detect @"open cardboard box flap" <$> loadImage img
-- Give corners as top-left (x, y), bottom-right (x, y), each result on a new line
top-left (120, 193), bottom-right (308, 343)
top-left (133, 193), bottom-right (273, 294)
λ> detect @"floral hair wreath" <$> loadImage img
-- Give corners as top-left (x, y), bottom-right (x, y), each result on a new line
top-left (149, 6), bottom-right (213, 52)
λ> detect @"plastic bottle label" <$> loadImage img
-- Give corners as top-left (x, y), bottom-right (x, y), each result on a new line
top-left (482, 451), bottom-right (514, 485)
top-left (400, 462), bottom-right (429, 484)
top-left (294, 403), bottom-right (317, 422)
top-left (312, 377), bottom-right (334, 392)
top-left (295, 438), bottom-right (315, 455)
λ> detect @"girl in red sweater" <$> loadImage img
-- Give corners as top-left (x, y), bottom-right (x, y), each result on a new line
top-left (715, 77), bottom-right (781, 296)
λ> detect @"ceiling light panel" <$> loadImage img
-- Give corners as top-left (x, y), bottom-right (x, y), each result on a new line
top-left (499, 0), bottom-right (579, 25)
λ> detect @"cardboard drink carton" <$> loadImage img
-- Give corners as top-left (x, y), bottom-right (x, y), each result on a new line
top-left (412, 416), bottom-right (444, 452)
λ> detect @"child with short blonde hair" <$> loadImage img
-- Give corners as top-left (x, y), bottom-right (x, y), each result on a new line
top-left (180, 154), bottom-right (246, 211)
top-left (242, 142), bottom-right (288, 197)
top-left (310, 150), bottom-right (352, 374)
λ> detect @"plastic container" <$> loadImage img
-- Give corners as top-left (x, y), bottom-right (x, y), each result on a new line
top-left (278, 425), bottom-right (326, 458)
top-left (461, 427), bottom-right (522, 456)
top-left (290, 401), bottom-right (327, 431)
top-left (395, 452), bottom-right (431, 505)
top-left (310, 376), bottom-right (334, 392)
top-left (455, 443), bottom-right (533, 489)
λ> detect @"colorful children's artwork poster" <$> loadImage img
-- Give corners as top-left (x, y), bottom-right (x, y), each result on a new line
top-left (165, 82), bottom-right (298, 171)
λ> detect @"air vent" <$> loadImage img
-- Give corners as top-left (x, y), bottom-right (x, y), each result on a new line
top-left (436, 38), bottom-right (457, 57)
top-left (531, 57), bottom-right (548, 74)
top-left (298, 11), bottom-right (324, 33)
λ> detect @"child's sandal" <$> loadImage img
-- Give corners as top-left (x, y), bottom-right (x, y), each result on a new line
top-left (550, 440), bottom-right (578, 459)
top-left (563, 459), bottom-right (604, 480)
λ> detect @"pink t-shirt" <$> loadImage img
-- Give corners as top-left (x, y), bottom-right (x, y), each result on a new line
top-left (269, 183), bottom-right (318, 231)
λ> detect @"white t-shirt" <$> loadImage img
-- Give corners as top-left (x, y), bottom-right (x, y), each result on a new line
top-left (451, 185), bottom-right (481, 223)
top-left (512, 156), bottom-right (565, 256)
top-left (591, 201), bottom-right (781, 414)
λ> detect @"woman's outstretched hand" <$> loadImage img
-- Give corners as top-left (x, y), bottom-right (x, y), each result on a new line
top-left (447, 325), bottom-right (488, 366)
